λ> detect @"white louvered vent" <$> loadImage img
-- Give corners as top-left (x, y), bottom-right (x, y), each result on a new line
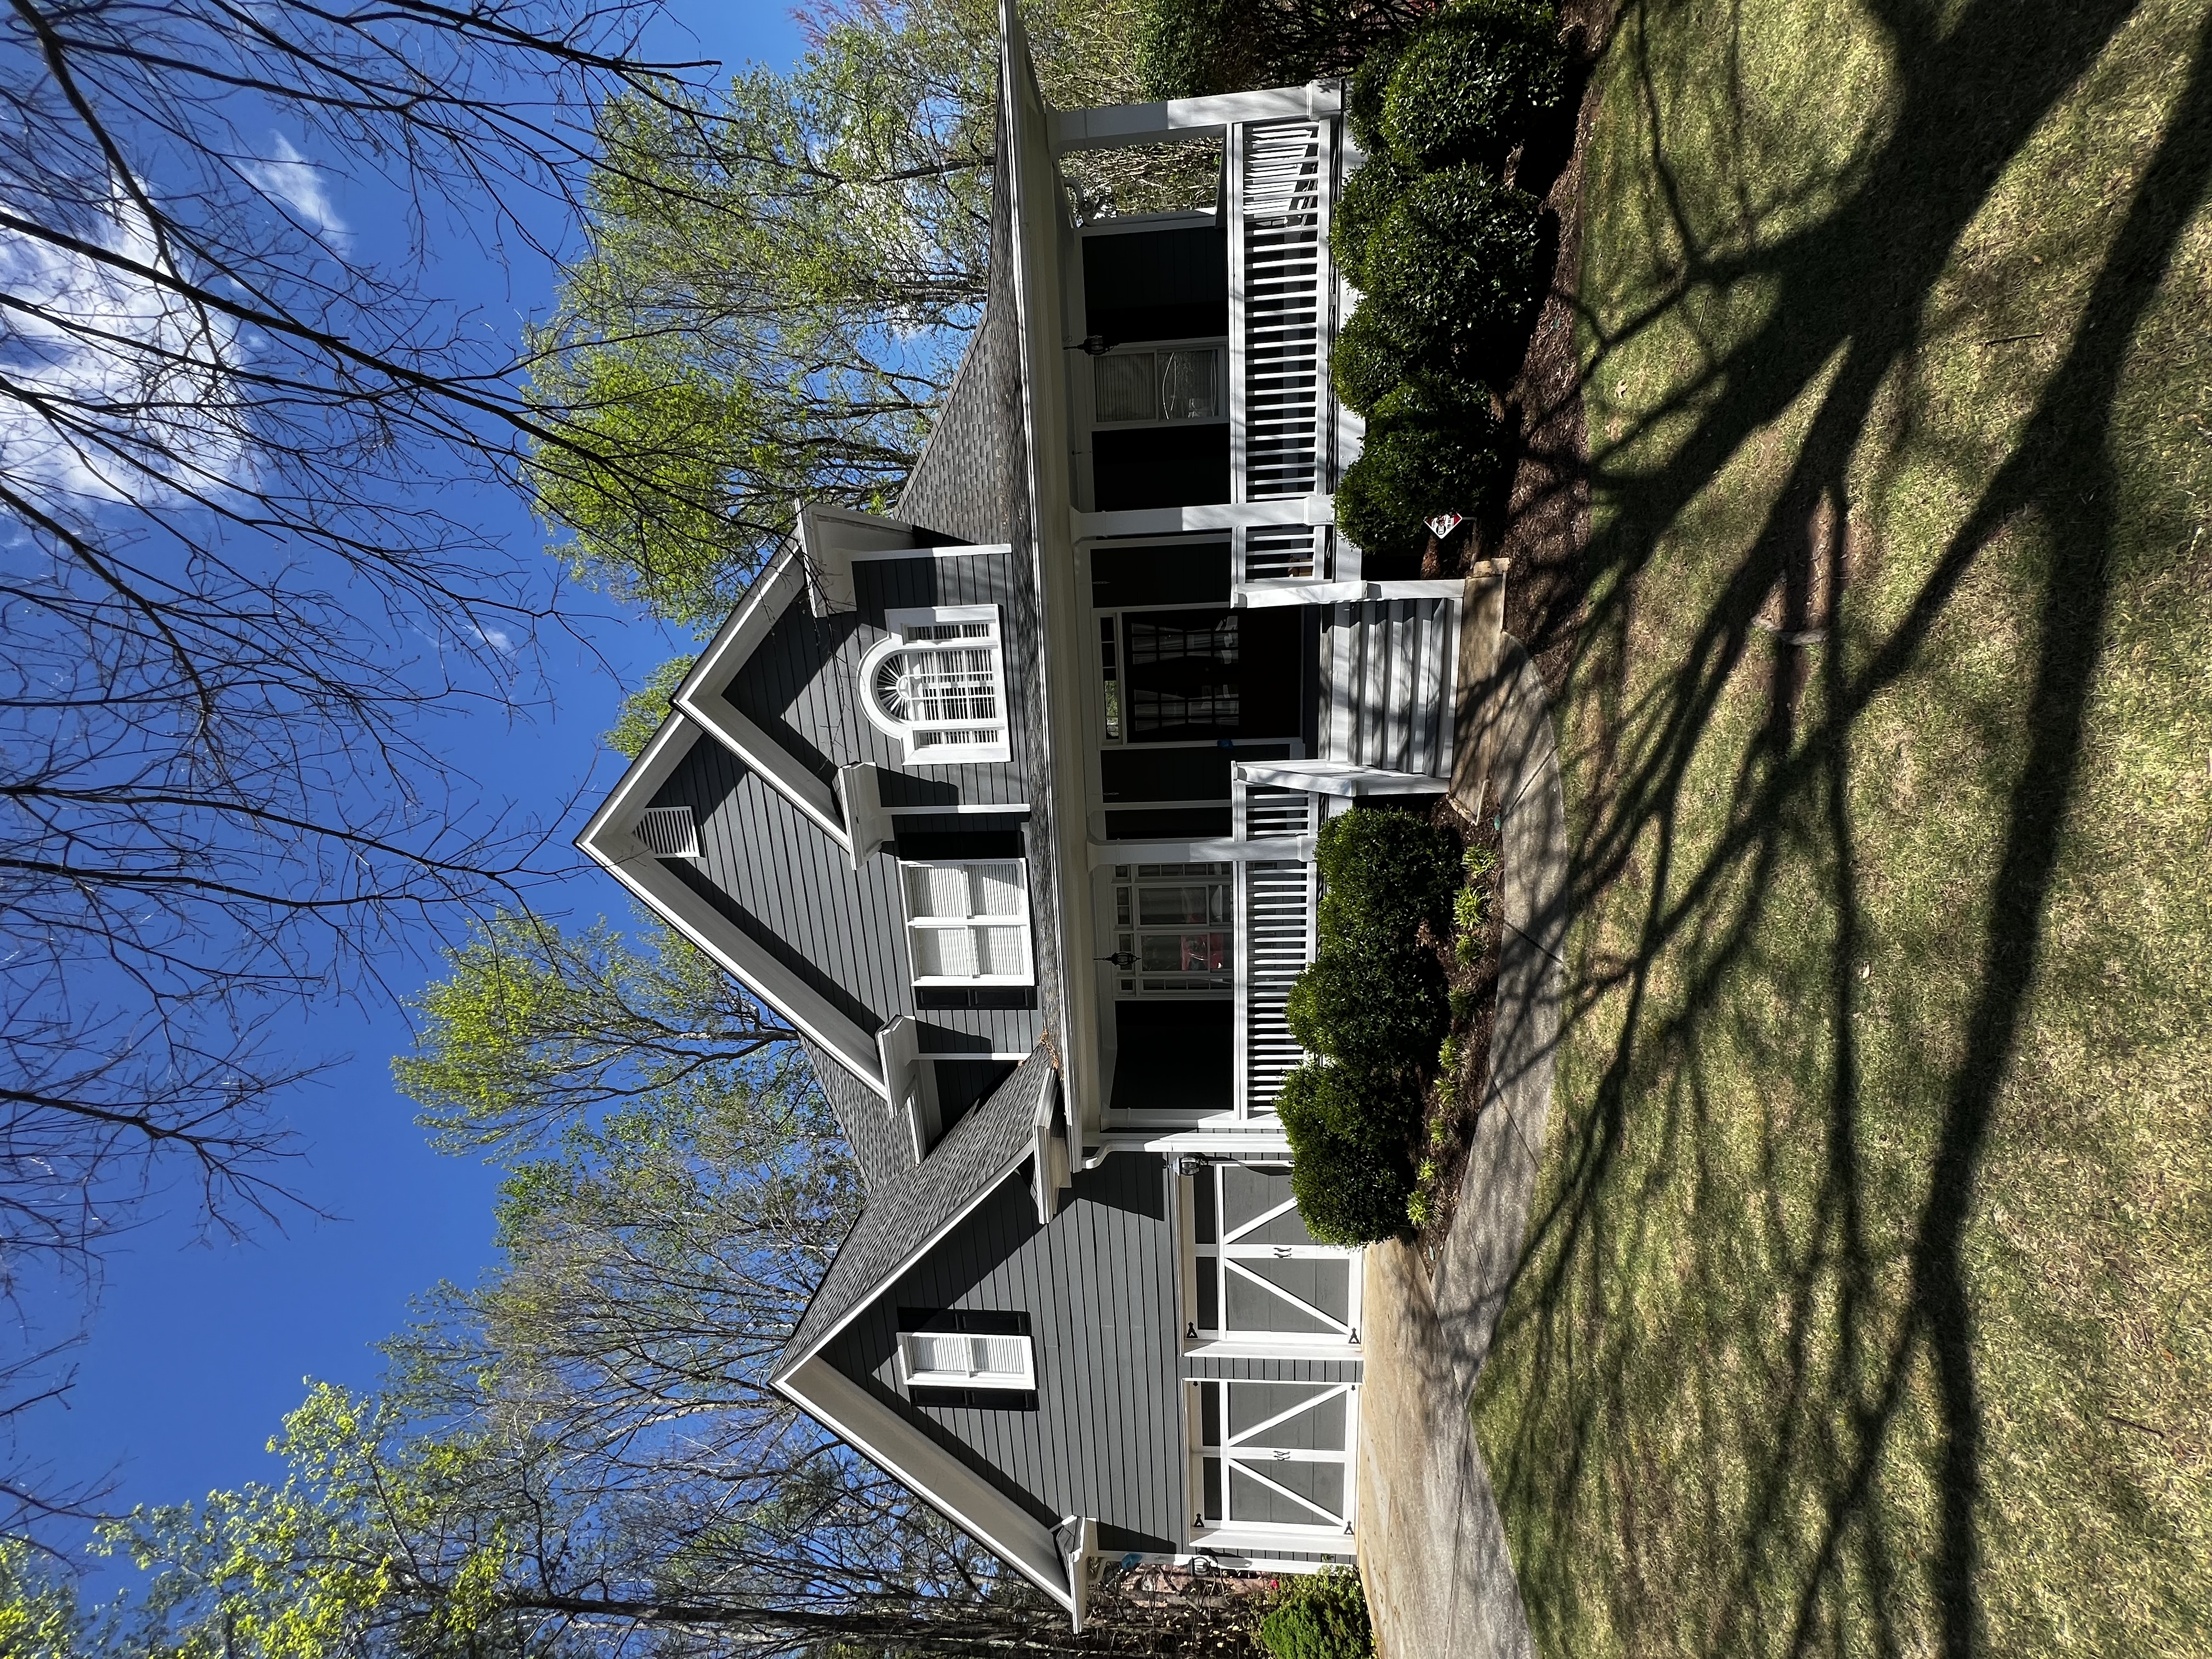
top-left (634, 805), bottom-right (699, 858)
top-left (898, 1330), bottom-right (1035, 1388)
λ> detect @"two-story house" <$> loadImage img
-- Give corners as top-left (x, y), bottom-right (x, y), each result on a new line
top-left (578, 0), bottom-right (1466, 1626)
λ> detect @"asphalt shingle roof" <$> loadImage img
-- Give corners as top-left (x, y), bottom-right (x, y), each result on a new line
top-left (776, 1046), bottom-right (1052, 1379)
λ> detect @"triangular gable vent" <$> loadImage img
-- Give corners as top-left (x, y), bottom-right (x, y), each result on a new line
top-left (635, 805), bottom-right (699, 858)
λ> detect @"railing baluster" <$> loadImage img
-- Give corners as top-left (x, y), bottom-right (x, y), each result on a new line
top-left (1233, 785), bottom-right (1318, 1115)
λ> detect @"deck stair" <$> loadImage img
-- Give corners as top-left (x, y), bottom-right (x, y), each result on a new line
top-left (1318, 587), bottom-right (1460, 778)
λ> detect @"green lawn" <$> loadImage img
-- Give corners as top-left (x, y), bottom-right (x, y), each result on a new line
top-left (1470, 0), bottom-right (2212, 1653)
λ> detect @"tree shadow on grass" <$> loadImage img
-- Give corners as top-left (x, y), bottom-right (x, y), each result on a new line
top-left (1481, 0), bottom-right (2212, 1651)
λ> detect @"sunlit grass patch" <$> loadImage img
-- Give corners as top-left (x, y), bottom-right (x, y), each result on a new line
top-left (1472, 0), bottom-right (2212, 1652)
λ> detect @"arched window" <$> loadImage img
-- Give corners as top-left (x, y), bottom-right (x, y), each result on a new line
top-left (857, 605), bottom-right (1011, 764)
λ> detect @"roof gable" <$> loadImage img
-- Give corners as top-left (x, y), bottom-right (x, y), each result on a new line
top-left (776, 1048), bottom-right (1056, 1380)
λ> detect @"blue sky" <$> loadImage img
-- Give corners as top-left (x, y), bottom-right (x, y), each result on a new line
top-left (31, 0), bottom-right (810, 1545)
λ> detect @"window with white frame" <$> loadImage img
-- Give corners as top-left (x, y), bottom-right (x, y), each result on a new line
top-left (1092, 344), bottom-right (1226, 426)
top-left (901, 861), bottom-right (1033, 985)
top-left (857, 605), bottom-right (1010, 764)
top-left (897, 1329), bottom-right (1036, 1389)
top-left (1112, 863), bottom-right (1232, 994)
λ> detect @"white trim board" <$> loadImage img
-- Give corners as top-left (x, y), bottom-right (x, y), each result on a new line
top-left (670, 548), bottom-right (851, 846)
top-left (1002, 0), bottom-right (1104, 1148)
top-left (848, 541), bottom-right (1013, 562)
top-left (1051, 82), bottom-right (1344, 150)
top-left (1087, 836), bottom-right (1311, 868)
top-left (1072, 496), bottom-right (1334, 540)
top-left (776, 1356), bottom-right (1074, 1613)
top-left (884, 802), bottom-right (1033, 816)
top-left (574, 714), bottom-right (885, 1091)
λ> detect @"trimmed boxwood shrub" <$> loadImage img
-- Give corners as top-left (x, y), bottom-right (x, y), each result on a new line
top-left (1334, 378), bottom-right (1506, 565)
top-left (1256, 1564), bottom-right (1376, 1659)
top-left (1379, 0), bottom-right (1567, 173)
top-left (1278, 809), bottom-right (1468, 1243)
top-left (1345, 33), bottom-right (1407, 156)
top-left (1361, 166), bottom-right (1545, 361)
top-left (1277, 1064), bottom-right (1421, 1248)
top-left (1329, 303), bottom-right (1416, 416)
top-left (1328, 150), bottom-right (1411, 294)
top-left (1315, 804), bottom-right (1463, 948)
top-left (1285, 947), bottom-right (1448, 1073)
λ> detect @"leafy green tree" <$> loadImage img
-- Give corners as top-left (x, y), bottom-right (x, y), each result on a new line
top-left (526, 0), bottom-right (1181, 629)
top-left (605, 653), bottom-right (700, 759)
top-left (1136, 0), bottom-right (1434, 99)
top-left (81, 1378), bottom-right (1155, 1656)
top-left (386, 1052), bottom-right (860, 1454)
top-left (0, 1539), bottom-right (86, 1658)
top-left (395, 910), bottom-right (787, 1157)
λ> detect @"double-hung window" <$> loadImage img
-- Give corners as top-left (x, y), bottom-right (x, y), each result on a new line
top-left (901, 861), bottom-right (1032, 986)
top-left (858, 605), bottom-right (1010, 764)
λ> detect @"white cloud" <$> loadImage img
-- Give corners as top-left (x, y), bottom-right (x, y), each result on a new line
top-left (241, 134), bottom-right (348, 244)
top-left (469, 622), bottom-right (518, 654)
top-left (0, 193), bottom-right (249, 506)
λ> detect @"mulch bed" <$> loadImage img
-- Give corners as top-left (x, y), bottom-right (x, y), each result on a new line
top-left (1412, 801), bottom-right (1504, 1272)
top-left (1408, 0), bottom-right (1612, 1270)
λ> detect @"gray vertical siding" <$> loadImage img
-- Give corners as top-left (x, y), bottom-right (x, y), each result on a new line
top-left (650, 739), bottom-right (1042, 1056)
top-left (825, 1155), bottom-right (1186, 1551)
top-left (708, 551), bottom-right (1036, 811)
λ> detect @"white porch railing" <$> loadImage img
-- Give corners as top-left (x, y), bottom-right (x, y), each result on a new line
top-left (1228, 117), bottom-right (1336, 592)
top-left (1232, 783), bottom-right (1318, 1114)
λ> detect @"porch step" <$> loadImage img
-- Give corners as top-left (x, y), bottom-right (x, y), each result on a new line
top-left (1318, 595), bottom-right (1457, 777)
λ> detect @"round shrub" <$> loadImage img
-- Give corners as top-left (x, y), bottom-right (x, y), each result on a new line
top-left (1345, 35), bottom-right (1408, 156)
top-left (1329, 151), bottom-right (1411, 294)
top-left (1285, 947), bottom-right (1449, 1073)
top-left (1316, 805), bottom-right (1464, 947)
top-left (1278, 1065), bottom-right (1420, 1248)
top-left (1334, 379), bottom-right (1506, 565)
top-left (1380, 0), bottom-right (1567, 172)
top-left (1362, 165), bottom-right (1545, 361)
top-left (1330, 303), bottom-right (1416, 416)
top-left (1256, 1564), bottom-right (1376, 1659)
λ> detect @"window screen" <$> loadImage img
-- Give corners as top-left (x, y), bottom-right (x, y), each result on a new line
top-left (1112, 862), bottom-right (1232, 993)
top-left (1092, 347), bottom-right (1223, 425)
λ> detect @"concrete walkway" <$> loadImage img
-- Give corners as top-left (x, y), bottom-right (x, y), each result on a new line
top-left (1357, 633), bottom-right (1567, 1659)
